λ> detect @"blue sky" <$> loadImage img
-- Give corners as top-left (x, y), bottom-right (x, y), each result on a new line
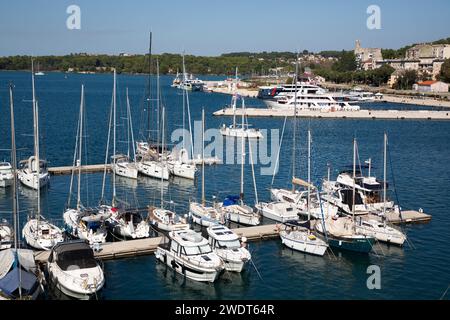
top-left (0, 0), bottom-right (449, 56)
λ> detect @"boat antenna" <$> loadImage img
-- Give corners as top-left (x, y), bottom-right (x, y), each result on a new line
top-left (9, 84), bottom-right (22, 299)
top-left (291, 51), bottom-right (299, 192)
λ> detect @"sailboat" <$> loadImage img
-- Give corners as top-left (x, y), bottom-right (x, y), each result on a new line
top-left (0, 162), bottom-right (14, 188)
top-left (22, 60), bottom-right (64, 250)
top-left (148, 107), bottom-right (190, 232)
top-left (137, 56), bottom-right (170, 180)
top-left (167, 54), bottom-right (197, 180)
top-left (112, 88), bottom-right (138, 179)
top-left (279, 130), bottom-right (329, 256)
top-left (315, 138), bottom-right (375, 253)
top-left (354, 133), bottom-right (406, 246)
top-left (103, 69), bottom-right (150, 239)
top-left (0, 84), bottom-right (42, 300)
top-left (220, 68), bottom-right (263, 139)
top-left (63, 85), bottom-right (110, 246)
top-left (34, 61), bottom-right (45, 76)
top-left (17, 60), bottom-right (50, 190)
top-left (0, 219), bottom-right (13, 250)
top-left (189, 109), bottom-right (225, 227)
top-left (219, 100), bottom-right (260, 226)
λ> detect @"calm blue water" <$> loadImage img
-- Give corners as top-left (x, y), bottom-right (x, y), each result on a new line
top-left (0, 71), bottom-right (449, 300)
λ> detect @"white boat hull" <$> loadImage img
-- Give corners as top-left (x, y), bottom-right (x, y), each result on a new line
top-left (221, 205), bottom-right (260, 226)
top-left (169, 162), bottom-right (196, 180)
top-left (17, 171), bottom-right (50, 190)
top-left (280, 231), bottom-right (328, 256)
top-left (113, 163), bottom-right (138, 179)
top-left (22, 219), bottom-right (64, 250)
top-left (220, 126), bottom-right (263, 139)
top-left (63, 209), bottom-right (107, 245)
top-left (137, 161), bottom-right (169, 180)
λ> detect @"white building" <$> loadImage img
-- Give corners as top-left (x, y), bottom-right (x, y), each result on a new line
top-left (413, 80), bottom-right (449, 93)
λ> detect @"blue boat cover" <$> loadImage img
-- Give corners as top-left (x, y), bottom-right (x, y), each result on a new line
top-left (222, 195), bottom-right (240, 207)
top-left (0, 266), bottom-right (38, 297)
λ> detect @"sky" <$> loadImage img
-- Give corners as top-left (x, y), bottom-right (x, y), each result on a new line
top-left (0, 0), bottom-right (449, 56)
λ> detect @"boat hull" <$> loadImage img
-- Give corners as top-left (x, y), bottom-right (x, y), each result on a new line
top-left (17, 171), bottom-right (50, 190)
top-left (280, 232), bottom-right (328, 256)
top-left (137, 161), bottom-right (169, 180)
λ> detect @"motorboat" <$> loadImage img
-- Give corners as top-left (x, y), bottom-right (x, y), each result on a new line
top-left (47, 240), bottom-right (104, 299)
top-left (256, 201), bottom-right (299, 223)
top-left (154, 229), bottom-right (224, 282)
top-left (0, 162), bottom-right (14, 188)
top-left (207, 225), bottom-right (251, 272)
top-left (279, 220), bottom-right (328, 256)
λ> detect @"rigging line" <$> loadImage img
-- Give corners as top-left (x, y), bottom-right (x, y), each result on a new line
top-left (387, 138), bottom-right (403, 221)
top-left (67, 94), bottom-right (82, 208)
top-left (271, 116), bottom-right (288, 187)
top-left (100, 90), bottom-right (114, 203)
top-left (246, 115), bottom-right (259, 205)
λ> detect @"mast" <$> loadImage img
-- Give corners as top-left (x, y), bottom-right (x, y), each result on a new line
top-left (240, 99), bottom-right (245, 203)
top-left (31, 59), bottom-right (41, 224)
top-left (291, 52), bottom-right (299, 192)
top-left (10, 84), bottom-right (22, 299)
top-left (160, 106), bottom-right (165, 208)
top-left (126, 88), bottom-right (136, 162)
top-left (147, 31), bottom-right (153, 142)
top-left (156, 59), bottom-right (160, 153)
top-left (77, 85), bottom-right (84, 210)
top-left (182, 52), bottom-right (194, 158)
top-left (307, 129), bottom-right (311, 221)
top-left (112, 69), bottom-right (117, 206)
top-left (201, 108), bottom-right (205, 206)
top-left (352, 138), bottom-right (356, 221)
top-left (383, 133), bottom-right (387, 222)
top-left (233, 67), bottom-right (238, 129)
top-left (368, 158), bottom-right (372, 177)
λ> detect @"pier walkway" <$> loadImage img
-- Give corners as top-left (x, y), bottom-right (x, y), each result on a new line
top-left (213, 107), bottom-right (450, 120)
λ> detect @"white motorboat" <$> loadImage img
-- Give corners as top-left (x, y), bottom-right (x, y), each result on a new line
top-left (148, 207), bottom-right (190, 232)
top-left (0, 220), bottom-right (13, 250)
top-left (279, 220), bottom-right (328, 256)
top-left (207, 225), bottom-right (251, 272)
top-left (256, 201), bottom-right (299, 222)
top-left (0, 162), bottom-right (14, 188)
top-left (155, 229), bottom-right (224, 282)
top-left (47, 240), bottom-right (104, 299)
top-left (22, 217), bottom-right (64, 250)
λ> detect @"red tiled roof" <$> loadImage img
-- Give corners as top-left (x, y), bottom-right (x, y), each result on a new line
top-left (417, 80), bottom-right (437, 86)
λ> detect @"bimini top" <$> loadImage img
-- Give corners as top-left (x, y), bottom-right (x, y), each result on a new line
top-left (207, 225), bottom-right (238, 242)
top-left (49, 240), bottom-right (97, 271)
top-left (170, 230), bottom-right (208, 247)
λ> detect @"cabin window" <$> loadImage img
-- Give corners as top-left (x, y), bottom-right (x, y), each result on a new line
top-left (217, 240), bottom-right (240, 249)
top-left (171, 241), bottom-right (179, 254)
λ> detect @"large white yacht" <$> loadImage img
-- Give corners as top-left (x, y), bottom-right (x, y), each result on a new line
top-left (264, 92), bottom-right (360, 111)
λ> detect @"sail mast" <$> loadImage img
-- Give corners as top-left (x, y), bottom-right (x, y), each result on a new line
top-left (112, 69), bottom-right (117, 206)
top-left (240, 99), bottom-right (245, 203)
top-left (127, 88), bottom-right (136, 162)
top-left (233, 67), bottom-right (238, 128)
top-left (291, 52), bottom-right (299, 191)
top-left (352, 138), bottom-right (356, 221)
top-left (383, 133), bottom-right (387, 221)
top-left (182, 53), bottom-right (194, 158)
top-left (160, 106), bottom-right (165, 208)
top-left (147, 31), bottom-right (152, 142)
top-left (201, 108), bottom-right (205, 206)
top-left (77, 85), bottom-right (84, 210)
top-left (307, 129), bottom-right (311, 221)
top-left (156, 58), bottom-right (160, 153)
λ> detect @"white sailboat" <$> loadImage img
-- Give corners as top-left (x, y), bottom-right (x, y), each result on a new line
top-left (207, 225), bottom-right (251, 272)
top-left (63, 85), bottom-right (109, 246)
top-left (189, 109), bottom-right (224, 227)
top-left (21, 62), bottom-right (63, 250)
top-left (219, 109), bottom-right (260, 226)
top-left (148, 106), bottom-right (190, 232)
top-left (0, 162), bottom-right (14, 188)
top-left (0, 84), bottom-right (43, 300)
top-left (17, 61), bottom-right (50, 190)
top-left (220, 71), bottom-right (263, 139)
top-left (112, 88), bottom-right (138, 179)
top-left (104, 69), bottom-right (150, 239)
top-left (354, 133), bottom-right (406, 246)
top-left (0, 219), bottom-right (13, 250)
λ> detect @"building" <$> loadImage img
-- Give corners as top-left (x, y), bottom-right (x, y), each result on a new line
top-left (406, 44), bottom-right (450, 60)
top-left (354, 40), bottom-right (383, 70)
top-left (413, 80), bottom-right (449, 93)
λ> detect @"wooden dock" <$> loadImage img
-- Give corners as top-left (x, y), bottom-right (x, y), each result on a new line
top-left (365, 210), bottom-right (432, 224)
top-left (34, 224), bottom-right (280, 263)
top-left (48, 164), bottom-right (110, 175)
top-left (213, 107), bottom-right (450, 121)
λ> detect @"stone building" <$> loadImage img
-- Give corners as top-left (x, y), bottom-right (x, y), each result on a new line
top-left (354, 40), bottom-right (383, 70)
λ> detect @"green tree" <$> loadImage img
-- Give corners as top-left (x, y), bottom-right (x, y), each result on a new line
top-left (439, 58), bottom-right (450, 83)
top-left (393, 70), bottom-right (418, 90)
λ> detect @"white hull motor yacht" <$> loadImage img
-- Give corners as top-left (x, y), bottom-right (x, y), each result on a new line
top-left (17, 157), bottom-right (50, 190)
top-left (264, 92), bottom-right (360, 111)
top-left (47, 240), bottom-right (104, 299)
top-left (155, 229), bottom-right (224, 282)
top-left (207, 225), bottom-right (251, 272)
top-left (189, 202), bottom-right (224, 227)
top-left (256, 201), bottom-right (299, 223)
top-left (0, 220), bottom-right (13, 250)
top-left (220, 196), bottom-right (260, 226)
top-left (0, 162), bottom-right (14, 188)
top-left (63, 208), bottom-right (109, 245)
top-left (148, 207), bottom-right (190, 232)
top-left (105, 206), bottom-right (150, 239)
top-left (279, 220), bottom-right (328, 256)
top-left (22, 217), bottom-right (64, 250)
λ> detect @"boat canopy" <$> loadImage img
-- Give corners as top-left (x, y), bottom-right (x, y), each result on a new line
top-left (0, 266), bottom-right (38, 298)
top-left (223, 195), bottom-right (240, 206)
top-left (283, 220), bottom-right (311, 229)
top-left (49, 240), bottom-right (97, 270)
top-left (0, 249), bottom-right (36, 279)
